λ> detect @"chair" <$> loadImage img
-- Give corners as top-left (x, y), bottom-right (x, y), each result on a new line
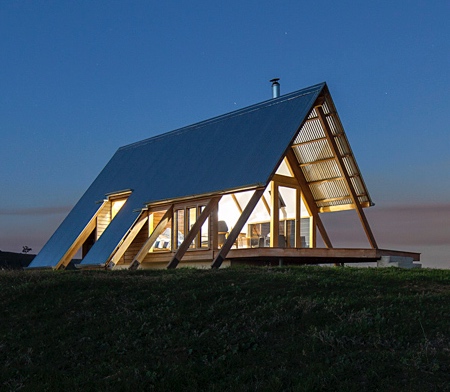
top-left (278, 234), bottom-right (286, 248)
top-left (258, 237), bottom-right (265, 248)
top-left (218, 220), bottom-right (229, 247)
top-left (301, 236), bottom-right (307, 248)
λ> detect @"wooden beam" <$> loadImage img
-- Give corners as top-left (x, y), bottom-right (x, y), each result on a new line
top-left (223, 247), bottom-right (420, 262)
top-left (285, 149), bottom-right (333, 248)
top-left (301, 110), bottom-right (338, 125)
top-left (55, 201), bottom-right (108, 269)
top-left (295, 188), bottom-right (301, 248)
top-left (211, 188), bottom-right (264, 269)
top-left (167, 197), bottom-right (221, 269)
top-left (309, 215), bottom-right (316, 248)
top-left (291, 136), bottom-right (327, 148)
top-left (272, 174), bottom-right (299, 187)
top-left (303, 115), bottom-right (319, 123)
top-left (313, 95), bottom-right (326, 107)
top-left (307, 176), bottom-right (344, 186)
top-left (231, 194), bottom-right (243, 214)
top-left (316, 106), bottom-right (378, 249)
top-left (318, 201), bottom-right (372, 213)
top-left (129, 206), bottom-right (173, 270)
top-left (148, 212), bottom-right (155, 234)
top-left (284, 156), bottom-right (295, 177)
top-left (262, 195), bottom-right (271, 214)
top-left (107, 212), bottom-right (149, 268)
top-left (299, 154), bottom-right (351, 167)
top-left (316, 195), bottom-right (363, 204)
top-left (269, 181), bottom-right (279, 247)
top-left (211, 203), bottom-right (219, 250)
top-left (308, 174), bottom-right (360, 187)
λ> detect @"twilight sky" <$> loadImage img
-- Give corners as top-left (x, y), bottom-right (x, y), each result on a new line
top-left (1, 1), bottom-right (449, 268)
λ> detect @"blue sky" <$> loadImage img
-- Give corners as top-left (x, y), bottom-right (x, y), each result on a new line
top-left (1, 1), bottom-right (449, 267)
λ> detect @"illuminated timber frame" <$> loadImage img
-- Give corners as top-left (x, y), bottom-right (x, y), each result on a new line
top-left (119, 165), bottom-right (317, 270)
top-left (31, 82), bottom-right (421, 271)
top-left (97, 90), bottom-right (378, 270)
top-left (289, 92), bottom-right (377, 248)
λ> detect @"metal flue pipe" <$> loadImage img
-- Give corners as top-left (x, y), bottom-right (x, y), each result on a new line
top-left (270, 78), bottom-right (280, 98)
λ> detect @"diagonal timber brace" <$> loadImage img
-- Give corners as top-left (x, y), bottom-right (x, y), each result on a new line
top-left (211, 188), bottom-right (265, 269)
top-left (107, 212), bottom-right (149, 269)
top-left (316, 105), bottom-right (378, 249)
top-left (285, 149), bottom-right (333, 248)
top-left (129, 206), bottom-right (174, 270)
top-left (167, 197), bottom-right (221, 269)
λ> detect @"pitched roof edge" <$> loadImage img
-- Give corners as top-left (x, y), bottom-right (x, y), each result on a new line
top-left (119, 82), bottom-right (327, 152)
top-left (263, 83), bottom-right (327, 187)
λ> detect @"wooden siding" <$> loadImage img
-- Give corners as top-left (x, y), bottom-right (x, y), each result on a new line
top-left (151, 210), bottom-right (167, 228)
top-left (142, 250), bottom-right (214, 265)
top-left (96, 201), bottom-right (111, 240)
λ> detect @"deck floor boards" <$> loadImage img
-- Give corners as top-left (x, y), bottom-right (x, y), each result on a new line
top-left (139, 247), bottom-right (420, 268)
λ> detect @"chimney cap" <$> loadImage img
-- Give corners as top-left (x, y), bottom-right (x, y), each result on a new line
top-left (270, 78), bottom-right (280, 98)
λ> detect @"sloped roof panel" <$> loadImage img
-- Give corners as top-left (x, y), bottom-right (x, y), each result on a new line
top-left (30, 83), bottom-right (325, 268)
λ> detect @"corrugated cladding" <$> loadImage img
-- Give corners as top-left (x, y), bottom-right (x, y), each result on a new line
top-left (291, 94), bottom-right (372, 212)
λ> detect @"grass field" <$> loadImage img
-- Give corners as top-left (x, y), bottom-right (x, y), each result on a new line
top-left (1, 266), bottom-right (449, 391)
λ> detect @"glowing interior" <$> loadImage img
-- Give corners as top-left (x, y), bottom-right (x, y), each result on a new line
top-left (111, 199), bottom-right (127, 219)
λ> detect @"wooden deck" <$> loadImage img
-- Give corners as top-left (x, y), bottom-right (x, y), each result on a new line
top-left (225, 247), bottom-right (420, 266)
top-left (138, 247), bottom-right (421, 269)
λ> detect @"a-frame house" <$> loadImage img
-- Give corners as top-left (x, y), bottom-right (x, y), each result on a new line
top-left (28, 82), bottom-right (419, 270)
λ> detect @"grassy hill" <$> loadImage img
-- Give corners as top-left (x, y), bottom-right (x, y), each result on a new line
top-left (1, 267), bottom-right (449, 391)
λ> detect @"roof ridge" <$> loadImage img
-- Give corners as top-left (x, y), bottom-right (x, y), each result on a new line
top-left (119, 82), bottom-right (326, 151)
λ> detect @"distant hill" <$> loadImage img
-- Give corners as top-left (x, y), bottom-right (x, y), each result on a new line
top-left (0, 250), bottom-right (35, 269)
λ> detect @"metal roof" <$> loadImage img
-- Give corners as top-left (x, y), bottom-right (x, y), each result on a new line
top-left (29, 82), bottom-right (372, 269)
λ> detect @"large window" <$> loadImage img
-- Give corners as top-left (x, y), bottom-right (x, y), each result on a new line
top-left (148, 209), bottom-right (172, 252)
top-left (199, 206), bottom-right (209, 249)
top-left (175, 204), bottom-right (209, 250)
top-left (174, 209), bottom-right (185, 249)
top-left (148, 201), bottom-right (211, 252)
